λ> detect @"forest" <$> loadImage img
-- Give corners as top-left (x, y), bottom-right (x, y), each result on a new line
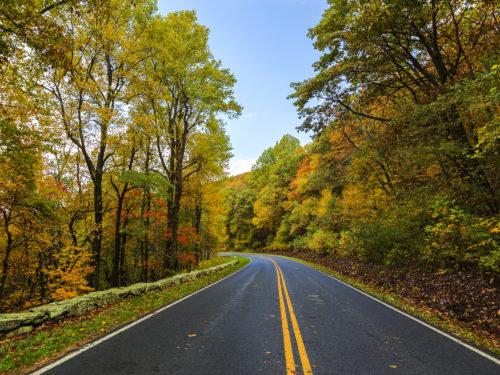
top-left (223, 0), bottom-right (499, 337)
top-left (0, 0), bottom-right (239, 312)
top-left (0, 0), bottom-right (498, 342)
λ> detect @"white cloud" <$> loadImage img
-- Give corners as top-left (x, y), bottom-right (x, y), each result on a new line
top-left (242, 112), bottom-right (258, 118)
top-left (229, 158), bottom-right (256, 176)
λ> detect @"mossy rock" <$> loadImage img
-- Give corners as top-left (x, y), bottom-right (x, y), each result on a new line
top-left (145, 283), bottom-right (162, 292)
top-left (107, 287), bottom-right (131, 299)
top-left (63, 297), bottom-right (97, 316)
top-left (2, 311), bottom-right (46, 331)
top-left (30, 303), bottom-right (70, 320)
top-left (6, 325), bottom-right (33, 338)
top-left (127, 283), bottom-right (148, 296)
top-left (170, 275), bottom-right (184, 285)
top-left (157, 279), bottom-right (175, 289)
top-left (0, 312), bottom-right (40, 332)
top-left (86, 291), bottom-right (120, 306)
top-left (179, 274), bottom-right (193, 283)
top-left (188, 270), bottom-right (202, 279)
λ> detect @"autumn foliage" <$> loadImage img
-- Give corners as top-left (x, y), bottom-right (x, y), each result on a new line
top-left (222, 0), bottom-right (499, 338)
top-left (0, 1), bottom-right (235, 312)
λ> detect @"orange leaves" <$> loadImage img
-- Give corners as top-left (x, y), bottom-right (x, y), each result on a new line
top-left (45, 246), bottom-right (94, 301)
top-left (288, 156), bottom-right (313, 202)
top-left (177, 227), bottom-right (200, 249)
top-left (177, 252), bottom-right (197, 268)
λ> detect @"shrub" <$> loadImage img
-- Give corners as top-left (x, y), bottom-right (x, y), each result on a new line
top-left (291, 235), bottom-right (311, 252)
top-left (309, 229), bottom-right (338, 255)
top-left (348, 200), bottom-right (429, 266)
top-left (425, 198), bottom-right (500, 271)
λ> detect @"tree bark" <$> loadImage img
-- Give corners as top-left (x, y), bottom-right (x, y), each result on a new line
top-left (0, 210), bottom-right (13, 305)
top-left (111, 191), bottom-right (124, 287)
top-left (91, 172), bottom-right (103, 289)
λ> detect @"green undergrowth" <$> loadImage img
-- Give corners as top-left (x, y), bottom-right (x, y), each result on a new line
top-left (0, 256), bottom-right (250, 374)
top-left (197, 256), bottom-right (232, 269)
top-left (272, 254), bottom-right (500, 358)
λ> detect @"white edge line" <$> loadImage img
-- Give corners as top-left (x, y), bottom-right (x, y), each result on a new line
top-left (274, 254), bottom-right (500, 366)
top-left (31, 257), bottom-right (252, 375)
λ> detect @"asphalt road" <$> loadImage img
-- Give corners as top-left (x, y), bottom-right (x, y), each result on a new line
top-left (33, 254), bottom-right (500, 374)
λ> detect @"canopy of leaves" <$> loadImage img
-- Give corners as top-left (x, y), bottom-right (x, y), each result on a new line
top-left (0, 0), bottom-right (239, 311)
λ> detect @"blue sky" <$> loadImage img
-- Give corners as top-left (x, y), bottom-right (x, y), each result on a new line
top-left (157, 0), bottom-right (326, 175)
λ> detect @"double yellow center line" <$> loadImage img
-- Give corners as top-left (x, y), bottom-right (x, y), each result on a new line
top-left (261, 256), bottom-right (313, 375)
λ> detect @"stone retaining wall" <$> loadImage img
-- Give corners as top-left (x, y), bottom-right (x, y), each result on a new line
top-left (0, 259), bottom-right (238, 338)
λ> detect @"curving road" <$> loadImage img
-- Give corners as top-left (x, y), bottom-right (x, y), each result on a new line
top-left (33, 254), bottom-right (499, 374)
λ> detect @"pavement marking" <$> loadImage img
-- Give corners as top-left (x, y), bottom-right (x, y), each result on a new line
top-left (276, 259), bottom-right (297, 375)
top-left (261, 256), bottom-right (313, 375)
top-left (30, 258), bottom-right (252, 375)
top-left (278, 266), bottom-right (313, 374)
top-left (278, 255), bottom-right (500, 366)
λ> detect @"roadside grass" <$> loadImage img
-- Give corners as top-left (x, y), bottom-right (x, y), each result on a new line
top-left (0, 256), bottom-right (250, 374)
top-left (271, 254), bottom-right (500, 357)
top-left (197, 256), bottom-right (231, 269)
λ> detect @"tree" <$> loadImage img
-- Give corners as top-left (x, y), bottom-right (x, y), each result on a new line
top-left (40, 0), bottom-right (156, 288)
top-left (290, 0), bottom-right (499, 213)
top-left (0, 0), bottom-right (77, 67)
top-left (0, 0), bottom-right (241, 311)
top-left (139, 11), bottom-right (240, 270)
top-left (108, 130), bottom-right (140, 287)
top-left (249, 134), bottom-right (301, 189)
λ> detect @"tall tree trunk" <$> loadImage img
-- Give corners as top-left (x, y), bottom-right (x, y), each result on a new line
top-left (168, 199), bottom-right (179, 270)
top-left (169, 166), bottom-right (184, 271)
top-left (0, 211), bottom-right (13, 305)
top-left (140, 188), bottom-right (151, 282)
top-left (37, 252), bottom-right (46, 302)
top-left (91, 172), bottom-right (103, 289)
top-left (111, 192), bottom-right (124, 287)
top-left (165, 194), bottom-right (174, 272)
top-left (164, 144), bottom-right (177, 272)
top-left (193, 195), bottom-right (202, 264)
top-left (119, 230), bottom-right (128, 285)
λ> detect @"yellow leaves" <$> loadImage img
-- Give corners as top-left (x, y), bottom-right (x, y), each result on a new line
top-left (44, 246), bottom-right (94, 302)
top-left (490, 226), bottom-right (500, 234)
top-left (317, 189), bottom-right (332, 216)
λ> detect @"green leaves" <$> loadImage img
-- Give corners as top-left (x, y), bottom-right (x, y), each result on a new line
top-left (0, 0), bottom-right (240, 310)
